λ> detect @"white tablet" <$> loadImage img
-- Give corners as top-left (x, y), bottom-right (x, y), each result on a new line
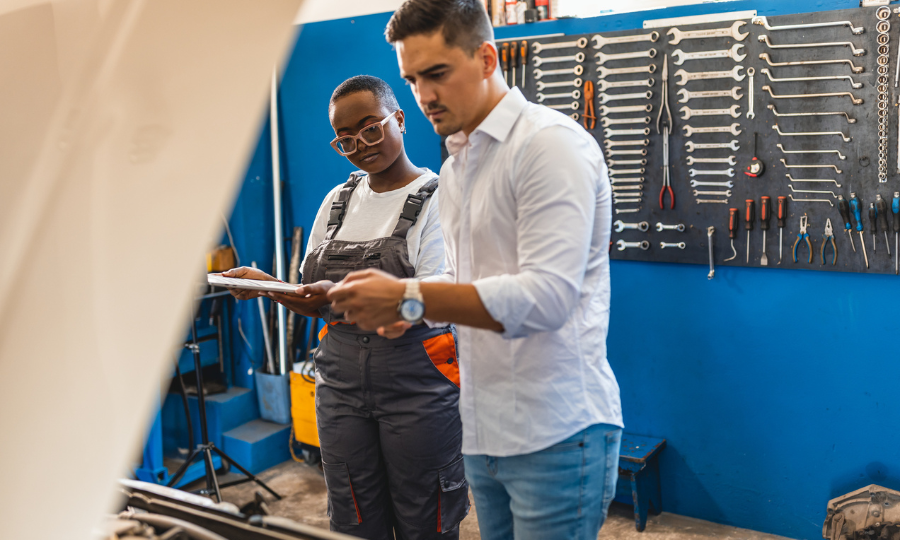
top-left (207, 274), bottom-right (300, 294)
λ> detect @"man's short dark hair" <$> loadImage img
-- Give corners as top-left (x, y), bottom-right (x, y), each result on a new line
top-left (385, 0), bottom-right (494, 55)
top-left (330, 75), bottom-right (400, 112)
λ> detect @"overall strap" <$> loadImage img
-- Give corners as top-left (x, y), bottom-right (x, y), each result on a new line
top-left (324, 173), bottom-right (365, 241)
top-left (392, 177), bottom-right (440, 239)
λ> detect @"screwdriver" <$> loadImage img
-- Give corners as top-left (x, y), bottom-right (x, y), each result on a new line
top-left (869, 202), bottom-right (878, 255)
top-left (520, 40), bottom-right (528, 87)
top-left (501, 42), bottom-right (509, 86)
top-left (777, 195), bottom-right (787, 264)
top-left (510, 41), bottom-right (518, 88)
top-left (760, 196), bottom-right (771, 266)
top-left (745, 199), bottom-right (755, 263)
top-left (837, 195), bottom-right (856, 252)
top-left (893, 192), bottom-right (899, 275)
top-left (876, 194), bottom-right (891, 256)
top-left (850, 192), bottom-right (869, 268)
top-left (725, 208), bottom-right (739, 262)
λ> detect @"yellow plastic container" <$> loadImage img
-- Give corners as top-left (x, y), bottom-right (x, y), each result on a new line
top-left (290, 367), bottom-right (319, 447)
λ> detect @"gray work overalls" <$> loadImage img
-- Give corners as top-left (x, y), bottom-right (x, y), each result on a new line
top-left (301, 172), bottom-right (469, 540)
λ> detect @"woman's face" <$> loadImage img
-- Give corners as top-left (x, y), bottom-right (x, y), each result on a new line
top-left (330, 91), bottom-right (405, 175)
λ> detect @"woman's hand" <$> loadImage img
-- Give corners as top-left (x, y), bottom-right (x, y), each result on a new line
top-left (377, 321), bottom-right (412, 339)
top-left (265, 280), bottom-right (335, 318)
top-left (220, 267), bottom-right (279, 300)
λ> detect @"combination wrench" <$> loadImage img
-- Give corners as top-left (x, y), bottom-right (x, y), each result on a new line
top-left (671, 44), bottom-right (746, 65)
top-left (676, 87), bottom-right (742, 103)
top-left (686, 155), bottom-right (737, 166)
top-left (606, 148), bottom-right (648, 157)
top-left (600, 116), bottom-right (651, 127)
top-left (597, 64), bottom-right (657, 79)
top-left (595, 49), bottom-right (657, 65)
top-left (598, 104), bottom-right (653, 115)
top-left (532, 52), bottom-right (586, 67)
top-left (680, 104), bottom-right (741, 119)
top-left (535, 78), bottom-right (583, 91)
top-left (689, 168), bottom-right (735, 178)
top-left (660, 242), bottom-right (686, 250)
top-left (656, 223), bottom-right (685, 232)
top-left (532, 37), bottom-right (589, 54)
top-left (597, 90), bottom-right (653, 104)
top-left (617, 240), bottom-right (650, 251)
top-left (536, 90), bottom-right (582, 102)
top-left (682, 123), bottom-right (742, 137)
top-left (604, 127), bottom-right (651, 138)
top-left (533, 65), bottom-right (584, 79)
top-left (684, 140), bottom-right (740, 152)
top-left (604, 138), bottom-right (649, 148)
top-left (761, 85), bottom-right (863, 105)
top-left (674, 66), bottom-right (745, 85)
top-left (667, 21), bottom-right (749, 45)
top-left (613, 220), bottom-right (650, 232)
top-left (592, 31), bottom-right (659, 49)
top-left (545, 101), bottom-right (580, 111)
top-left (758, 35), bottom-right (866, 57)
top-left (596, 78), bottom-right (654, 92)
top-left (608, 158), bottom-right (648, 167)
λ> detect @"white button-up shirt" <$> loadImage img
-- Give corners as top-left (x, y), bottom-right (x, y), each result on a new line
top-left (427, 88), bottom-right (622, 457)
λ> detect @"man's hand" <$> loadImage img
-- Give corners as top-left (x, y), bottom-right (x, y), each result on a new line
top-left (265, 280), bottom-right (334, 318)
top-left (221, 266), bottom-right (279, 300)
top-left (327, 269), bottom-right (405, 330)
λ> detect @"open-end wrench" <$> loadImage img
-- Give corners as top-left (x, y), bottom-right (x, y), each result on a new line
top-left (598, 104), bottom-right (653, 115)
top-left (746, 68), bottom-right (756, 119)
top-left (656, 222), bottom-right (686, 232)
top-left (676, 87), bottom-right (742, 103)
top-left (761, 85), bottom-right (863, 105)
top-left (532, 37), bottom-right (589, 54)
top-left (694, 189), bottom-right (733, 197)
top-left (680, 104), bottom-right (741, 119)
top-left (752, 15), bottom-right (864, 35)
top-left (785, 174), bottom-right (842, 188)
top-left (760, 68), bottom-right (862, 89)
top-left (617, 240), bottom-right (650, 251)
top-left (604, 127), bottom-right (651, 138)
top-left (597, 64), bottom-right (657, 79)
top-left (776, 143), bottom-right (846, 160)
top-left (758, 52), bottom-right (863, 74)
top-left (686, 155), bottom-right (737, 166)
top-left (758, 35), bottom-right (865, 57)
top-left (660, 242), bottom-right (686, 249)
top-left (596, 78), bottom-right (654, 92)
top-left (600, 116), bottom-right (651, 127)
top-left (604, 138), bottom-right (649, 148)
top-left (608, 158), bottom-right (648, 167)
top-left (533, 52), bottom-right (586, 67)
top-left (545, 101), bottom-right (580, 111)
top-left (597, 90), bottom-right (653, 104)
top-left (683, 123), bottom-right (742, 137)
top-left (779, 159), bottom-right (842, 173)
top-left (613, 220), bottom-right (650, 232)
top-left (606, 148), bottom-right (648, 157)
top-left (689, 168), bottom-right (735, 178)
top-left (536, 89), bottom-right (582, 102)
top-left (768, 104), bottom-right (856, 124)
top-left (707, 227), bottom-right (716, 279)
top-left (535, 78), bottom-right (583, 91)
top-left (595, 49), bottom-right (657, 65)
top-left (667, 21), bottom-right (749, 45)
top-left (592, 31), bottom-right (659, 49)
top-left (533, 65), bottom-right (584, 79)
top-left (672, 44), bottom-right (746, 65)
top-left (690, 179), bottom-right (734, 188)
top-left (609, 167), bottom-right (646, 176)
top-left (772, 124), bottom-right (851, 142)
top-left (674, 66), bottom-right (745, 85)
top-left (685, 140), bottom-right (740, 152)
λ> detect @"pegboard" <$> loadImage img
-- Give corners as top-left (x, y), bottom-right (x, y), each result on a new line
top-left (504, 5), bottom-right (899, 275)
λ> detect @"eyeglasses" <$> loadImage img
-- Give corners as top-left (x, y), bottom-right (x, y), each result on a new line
top-left (330, 110), bottom-right (400, 156)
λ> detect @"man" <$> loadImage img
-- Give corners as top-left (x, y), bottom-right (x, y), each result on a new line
top-left (328, 1), bottom-right (622, 538)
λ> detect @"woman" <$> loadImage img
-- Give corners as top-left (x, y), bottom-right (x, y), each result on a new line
top-left (224, 75), bottom-right (468, 540)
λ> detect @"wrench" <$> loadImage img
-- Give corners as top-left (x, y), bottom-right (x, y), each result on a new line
top-left (604, 127), bottom-right (651, 138)
top-left (772, 124), bottom-right (851, 143)
top-left (598, 104), bottom-right (653, 115)
top-left (536, 90), bottom-right (582, 102)
top-left (760, 68), bottom-right (862, 89)
top-left (600, 116), bottom-right (651, 127)
top-left (615, 208), bottom-right (641, 214)
top-left (761, 85), bottom-right (863, 105)
top-left (614, 198), bottom-right (643, 204)
top-left (768, 104), bottom-right (856, 124)
top-left (680, 104), bottom-right (741, 119)
top-left (606, 148), bottom-right (648, 157)
top-left (535, 78), bottom-right (583, 91)
top-left (617, 240), bottom-right (650, 251)
top-left (667, 21), bottom-right (749, 45)
top-left (597, 64), bottom-right (657, 78)
top-left (676, 87), bottom-right (742, 103)
top-left (671, 44), bottom-right (746, 65)
top-left (697, 199), bottom-right (730, 204)
top-left (693, 189), bottom-right (732, 197)
top-left (689, 168), bottom-right (735, 178)
top-left (779, 159), bottom-right (842, 173)
top-left (611, 185), bottom-right (643, 192)
top-left (707, 226), bottom-right (715, 279)
top-left (608, 158), bottom-right (648, 167)
top-left (592, 31), bottom-right (659, 49)
top-left (660, 242), bottom-right (686, 249)
top-left (686, 155), bottom-right (737, 166)
top-left (690, 179), bottom-right (734, 188)
top-left (751, 15), bottom-right (864, 35)
top-left (595, 49), bottom-right (657, 65)
top-left (604, 138), bottom-right (649, 148)
top-left (597, 90), bottom-right (653, 104)
top-left (777, 143), bottom-right (846, 160)
top-left (684, 140), bottom-right (740, 152)
top-left (758, 35), bottom-right (865, 57)
top-left (785, 174), bottom-right (842, 188)
top-left (746, 67), bottom-right (756, 119)
top-left (610, 177), bottom-right (645, 184)
top-left (613, 220), bottom-right (650, 232)
top-left (596, 78), bottom-right (654, 92)
top-left (532, 37), bottom-right (589, 54)
top-left (533, 65), bottom-right (584, 79)
top-left (682, 123), bottom-right (742, 137)
top-left (758, 52), bottom-right (863, 74)
top-left (609, 167), bottom-right (646, 176)
top-left (533, 52), bottom-right (586, 67)
top-left (545, 101), bottom-right (580, 111)
top-left (674, 66), bottom-right (745, 85)
top-left (788, 185), bottom-right (837, 198)
top-left (788, 194), bottom-right (834, 207)
top-left (656, 222), bottom-right (685, 232)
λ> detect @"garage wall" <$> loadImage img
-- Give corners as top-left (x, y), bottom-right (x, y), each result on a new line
top-left (226, 1), bottom-right (900, 538)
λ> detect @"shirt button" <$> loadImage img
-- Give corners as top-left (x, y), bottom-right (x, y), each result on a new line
top-left (446, 358), bottom-right (454, 364)
top-left (361, 336), bottom-right (370, 344)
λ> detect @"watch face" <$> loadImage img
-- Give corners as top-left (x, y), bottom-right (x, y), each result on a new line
top-left (399, 299), bottom-right (425, 322)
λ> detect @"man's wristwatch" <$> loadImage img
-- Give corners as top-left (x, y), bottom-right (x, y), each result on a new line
top-left (397, 279), bottom-right (425, 324)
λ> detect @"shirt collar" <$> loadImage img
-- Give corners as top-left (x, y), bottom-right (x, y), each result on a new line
top-left (445, 87), bottom-right (527, 157)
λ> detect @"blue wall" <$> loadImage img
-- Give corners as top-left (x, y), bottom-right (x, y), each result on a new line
top-left (226, 2), bottom-right (900, 538)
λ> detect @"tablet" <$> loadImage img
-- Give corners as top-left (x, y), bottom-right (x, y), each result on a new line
top-left (207, 274), bottom-right (300, 294)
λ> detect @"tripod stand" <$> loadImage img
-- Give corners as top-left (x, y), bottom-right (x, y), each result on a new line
top-left (167, 311), bottom-right (281, 503)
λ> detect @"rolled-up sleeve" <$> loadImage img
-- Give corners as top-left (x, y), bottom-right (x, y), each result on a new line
top-left (473, 125), bottom-right (601, 338)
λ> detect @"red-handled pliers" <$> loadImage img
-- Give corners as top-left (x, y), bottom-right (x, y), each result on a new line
top-left (656, 54), bottom-right (674, 210)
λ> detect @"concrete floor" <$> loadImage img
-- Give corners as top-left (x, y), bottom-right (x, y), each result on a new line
top-left (205, 460), bottom-right (792, 540)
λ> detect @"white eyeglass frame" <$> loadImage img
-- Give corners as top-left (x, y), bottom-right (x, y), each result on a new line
top-left (330, 110), bottom-right (400, 156)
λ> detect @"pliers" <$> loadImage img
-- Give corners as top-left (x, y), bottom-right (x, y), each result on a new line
top-left (792, 213), bottom-right (813, 263)
top-left (656, 54), bottom-right (673, 210)
top-left (820, 218), bottom-right (837, 265)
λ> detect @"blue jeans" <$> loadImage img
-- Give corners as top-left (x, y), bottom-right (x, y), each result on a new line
top-left (464, 423), bottom-right (622, 540)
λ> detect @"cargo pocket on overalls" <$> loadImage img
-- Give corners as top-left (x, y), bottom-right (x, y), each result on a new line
top-left (322, 462), bottom-right (361, 526)
top-left (422, 332), bottom-right (460, 387)
top-left (437, 456), bottom-right (469, 533)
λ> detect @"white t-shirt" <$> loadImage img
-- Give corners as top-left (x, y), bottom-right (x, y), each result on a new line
top-left (302, 170), bottom-right (445, 280)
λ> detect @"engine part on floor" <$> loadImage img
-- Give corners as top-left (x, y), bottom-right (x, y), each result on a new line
top-left (822, 484), bottom-right (900, 540)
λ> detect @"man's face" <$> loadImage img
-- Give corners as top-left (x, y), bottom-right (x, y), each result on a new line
top-left (396, 31), bottom-right (492, 137)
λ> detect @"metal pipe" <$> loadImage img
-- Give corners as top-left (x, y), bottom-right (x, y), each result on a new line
top-left (252, 262), bottom-right (274, 374)
top-left (270, 68), bottom-right (288, 375)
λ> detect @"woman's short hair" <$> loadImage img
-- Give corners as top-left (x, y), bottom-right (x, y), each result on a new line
top-left (330, 75), bottom-right (400, 112)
